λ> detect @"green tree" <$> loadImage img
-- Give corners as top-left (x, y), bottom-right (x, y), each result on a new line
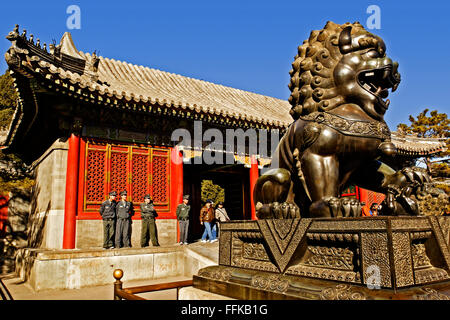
top-left (0, 70), bottom-right (16, 107)
top-left (0, 70), bottom-right (17, 129)
top-left (0, 70), bottom-right (33, 193)
top-left (397, 109), bottom-right (449, 178)
top-left (201, 180), bottom-right (225, 205)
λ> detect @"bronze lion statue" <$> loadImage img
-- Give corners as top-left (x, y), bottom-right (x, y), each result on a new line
top-left (254, 21), bottom-right (433, 218)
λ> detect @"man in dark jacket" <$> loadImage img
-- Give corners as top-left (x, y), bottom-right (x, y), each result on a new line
top-left (140, 194), bottom-right (159, 247)
top-left (115, 191), bottom-right (134, 248)
top-left (99, 191), bottom-right (117, 249)
top-left (200, 199), bottom-right (217, 243)
top-left (176, 195), bottom-right (190, 245)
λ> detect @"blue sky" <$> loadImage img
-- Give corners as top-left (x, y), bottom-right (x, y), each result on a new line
top-left (1, 0), bottom-right (449, 129)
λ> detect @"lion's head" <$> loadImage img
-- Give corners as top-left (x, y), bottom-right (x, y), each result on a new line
top-left (288, 21), bottom-right (401, 121)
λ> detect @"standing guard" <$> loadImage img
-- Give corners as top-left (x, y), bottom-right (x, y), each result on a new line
top-left (140, 194), bottom-right (160, 247)
top-left (115, 191), bottom-right (134, 248)
top-left (99, 191), bottom-right (117, 249)
top-left (176, 195), bottom-right (191, 245)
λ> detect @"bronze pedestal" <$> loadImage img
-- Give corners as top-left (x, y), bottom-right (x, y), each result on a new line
top-left (193, 217), bottom-right (450, 300)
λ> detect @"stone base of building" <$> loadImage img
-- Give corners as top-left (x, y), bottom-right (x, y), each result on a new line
top-left (28, 214), bottom-right (178, 249)
top-left (193, 216), bottom-right (450, 300)
top-left (14, 242), bottom-right (218, 291)
top-left (76, 218), bottom-right (178, 249)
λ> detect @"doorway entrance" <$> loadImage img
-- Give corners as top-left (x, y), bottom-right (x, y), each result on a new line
top-left (183, 163), bottom-right (251, 242)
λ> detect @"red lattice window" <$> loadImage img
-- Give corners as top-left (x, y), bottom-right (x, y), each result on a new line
top-left (367, 190), bottom-right (385, 206)
top-left (81, 141), bottom-right (170, 215)
top-left (152, 152), bottom-right (169, 204)
top-left (132, 149), bottom-right (150, 203)
top-left (86, 147), bottom-right (107, 202)
top-left (110, 147), bottom-right (128, 195)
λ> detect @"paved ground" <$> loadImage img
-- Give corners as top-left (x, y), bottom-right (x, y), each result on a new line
top-left (2, 273), bottom-right (192, 300)
top-left (1, 241), bottom-right (218, 300)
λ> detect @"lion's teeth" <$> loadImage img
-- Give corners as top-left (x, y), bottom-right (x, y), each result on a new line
top-left (375, 86), bottom-right (382, 95)
top-left (363, 83), bottom-right (371, 91)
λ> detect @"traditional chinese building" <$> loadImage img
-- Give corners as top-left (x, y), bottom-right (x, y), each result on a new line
top-left (2, 26), bottom-right (290, 249)
top-left (2, 25), bottom-right (447, 249)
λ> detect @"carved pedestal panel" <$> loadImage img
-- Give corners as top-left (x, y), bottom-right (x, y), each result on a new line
top-left (194, 216), bottom-right (450, 300)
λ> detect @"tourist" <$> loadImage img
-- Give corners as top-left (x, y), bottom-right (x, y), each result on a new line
top-left (140, 194), bottom-right (159, 247)
top-left (176, 195), bottom-right (191, 245)
top-left (115, 191), bottom-right (134, 248)
top-left (363, 202), bottom-right (379, 216)
top-left (212, 201), bottom-right (230, 239)
top-left (99, 191), bottom-right (117, 249)
top-left (200, 200), bottom-right (217, 243)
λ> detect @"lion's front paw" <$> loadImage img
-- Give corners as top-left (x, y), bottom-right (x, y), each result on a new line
top-left (255, 202), bottom-right (300, 219)
top-left (327, 197), bottom-right (362, 217)
top-left (401, 167), bottom-right (431, 186)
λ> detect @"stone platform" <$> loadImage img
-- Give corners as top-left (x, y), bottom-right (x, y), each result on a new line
top-left (15, 242), bottom-right (218, 291)
top-left (193, 216), bottom-right (450, 300)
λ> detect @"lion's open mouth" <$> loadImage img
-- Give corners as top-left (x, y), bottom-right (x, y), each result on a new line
top-left (357, 66), bottom-right (400, 109)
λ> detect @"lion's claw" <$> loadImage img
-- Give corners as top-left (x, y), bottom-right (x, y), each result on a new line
top-left (327, 197), bottom-right (362, 217)
top-left (255, 201), bottom-right (300, 219)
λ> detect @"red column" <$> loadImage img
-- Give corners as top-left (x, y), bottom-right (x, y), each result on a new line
top-left (249, 155), bottom-right (259, 220)
top-left (63, 133), bottom-right (80, 249)
top-left (0, 193), bottom-right (9, 238)
top-left (171, 146), bottom-right (183, 241)
top-left (357, 187), bottom-right (370, 216)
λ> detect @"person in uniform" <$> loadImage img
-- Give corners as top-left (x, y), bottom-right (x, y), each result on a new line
top-left (115, 191), bottom-right (134, 248)
top-left (99, 191), bottom-right (117, 249)
top-left (176, 195), bottom-right (190, 245)
top-left (140, 194), bottom-right (160, 247)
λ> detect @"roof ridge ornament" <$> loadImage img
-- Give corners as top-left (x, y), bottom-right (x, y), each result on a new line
top-left (59, 32), bottom-right (84, 60)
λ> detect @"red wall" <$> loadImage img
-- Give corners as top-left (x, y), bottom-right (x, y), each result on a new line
top-left (0, 194), bottom-right (9, 237)
top-left (76, 138), bottom-right (179, 220)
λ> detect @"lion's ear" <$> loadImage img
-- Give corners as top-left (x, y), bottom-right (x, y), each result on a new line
top-left (338, 26), bottom-right (353, 54)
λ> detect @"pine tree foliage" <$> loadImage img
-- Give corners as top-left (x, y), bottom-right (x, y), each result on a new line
top-left (0, 70), bottom-right (33, 193)
top-left (397, 109), bottom-right (449, 178)
top-left (200, 180), bottom-right (225, 205)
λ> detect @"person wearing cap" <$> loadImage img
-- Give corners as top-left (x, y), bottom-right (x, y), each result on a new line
top-left (99, 191), bottom-right (117, 249)
top-left (212, 201), bottom-right (230, 239)
top-left (200, 199), bottom-right (217, 243)
top-left (176, 195), bottom-right (191, 245)
top-left (363, 202), bottom-right (379, 217)
top-left (140, 194), bottom-right (160, 247)
top-left (115, 191), bottom-right (134, 248)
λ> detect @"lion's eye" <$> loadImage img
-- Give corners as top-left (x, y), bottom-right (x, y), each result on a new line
top-left (363, 49), bottom-right (379, 59)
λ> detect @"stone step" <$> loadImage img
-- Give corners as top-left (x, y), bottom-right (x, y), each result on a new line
top-left (13, 242), bottom-right (219, 292)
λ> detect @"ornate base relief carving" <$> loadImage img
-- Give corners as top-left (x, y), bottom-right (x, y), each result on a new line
top-left (250, 274), bottom-right (290, 293)
top-left (319, 284), bottom-right (367, 300)
top-left (413, 287), bottom-right (450, 300)
top-left (303, 245), bottom-right (354, 270)
top-left (204, 217), bottom-right (450, 299)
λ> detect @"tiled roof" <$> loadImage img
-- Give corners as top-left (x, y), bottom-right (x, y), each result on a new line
top-left (5, 27), bottom-right (292, 129)
top-left (4, 25), bottom-right (447, 158)
top-left (391, 131), bottom-right (447, 157)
